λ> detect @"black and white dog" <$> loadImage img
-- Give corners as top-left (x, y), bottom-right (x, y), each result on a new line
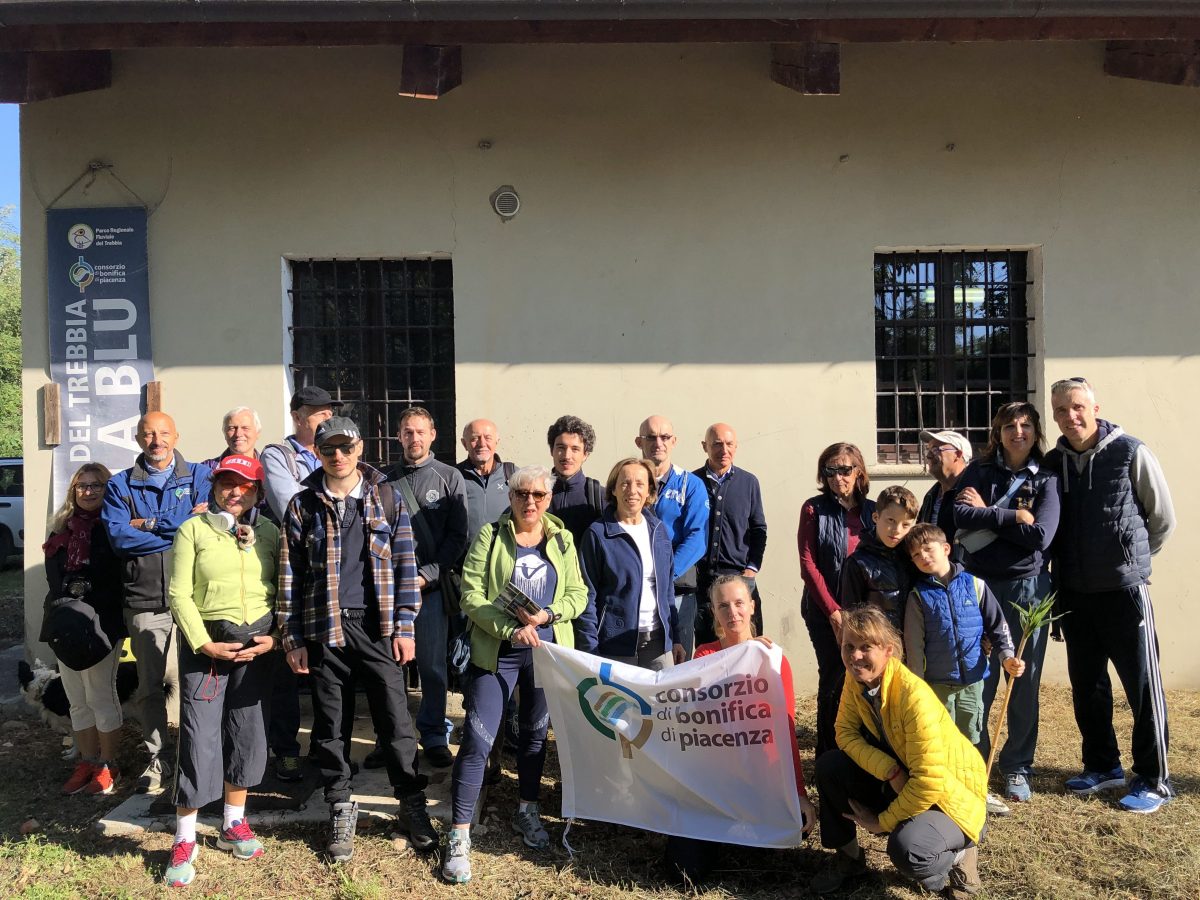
top-left (16, 658), bottom-right (143, 754)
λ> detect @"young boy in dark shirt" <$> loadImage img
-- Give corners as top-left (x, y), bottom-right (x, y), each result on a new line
top-left (838, 485), bottom-right (919, 632)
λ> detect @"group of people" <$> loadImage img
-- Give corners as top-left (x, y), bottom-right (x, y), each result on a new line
top-left (38, 376), bottom-right (1175, 894)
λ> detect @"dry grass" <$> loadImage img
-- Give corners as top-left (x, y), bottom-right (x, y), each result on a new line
top-left (1, 686), bottom-right (1197, 899)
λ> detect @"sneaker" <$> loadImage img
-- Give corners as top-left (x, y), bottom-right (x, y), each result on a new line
top-left (363, 745), bottom-right (386, 769)
top-left (1119, 778), bottom-right (1170, 814)
top-left (1005, 773), bottom-right (1032, 803)
top-left (63, 761), bottom-right (96, 795)
top-left (442, 830), bottom-right (473, 884)
top-left (136, 756), bottom-right (172, 794)
top-left (395, 792), bottom-right (438, 852)
top-left (1065, 767), bottom-right (1125, 796)
top-left (83, 764), bottom-right (118, 796)
top-left (164, 839), bottom-right (198, 888)
top-left (511, 803), bottom-right (550, 850)
top-left (811, 849), bottom-right (868, 895)
top-left (949, 845), bottom-right (981, 894)
top-left (217, 820), bottom-right (265, 860)
top-left (985, 793), bottom-right (1011, 817)
top-left (424, 745), bottom-right (454, 768)
top-left (327, 801), bottom-right (358, 863)
top-left (274, 756), bottom-right (303, 783)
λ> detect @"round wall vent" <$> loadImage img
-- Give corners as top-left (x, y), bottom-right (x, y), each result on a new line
top-left (490, 185), bottom-right (520, 221)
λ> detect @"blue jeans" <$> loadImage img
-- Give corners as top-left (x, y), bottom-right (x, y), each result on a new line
top-left (978, 571), bottom-right (1051, 775)
top-left (674, 592), bottom-right (697, 661)
top-left (414, 588), bottom-right (449, 748)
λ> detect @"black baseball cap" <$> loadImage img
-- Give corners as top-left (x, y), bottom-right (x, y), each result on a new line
top-left (315, 416), bottom-right (362, 447)
top-left (290, 385), bottom-right (344, 412)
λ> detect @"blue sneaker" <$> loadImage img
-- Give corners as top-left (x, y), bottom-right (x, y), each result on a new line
top-left (1005, 773), bottom-right (1032, 803)
top-left (1119, 778), bottom-right (1170, 814)
top-left (1065, 767), bottom-right (1125, 795)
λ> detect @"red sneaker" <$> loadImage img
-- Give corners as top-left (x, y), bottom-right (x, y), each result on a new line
top-left (84, 764), bottom-right (118, 795)
top-left (63, 761), bottom-right (96, 795)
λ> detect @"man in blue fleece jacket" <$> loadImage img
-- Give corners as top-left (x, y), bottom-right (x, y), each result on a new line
top-left (635, 415), bottom-right (709, 659)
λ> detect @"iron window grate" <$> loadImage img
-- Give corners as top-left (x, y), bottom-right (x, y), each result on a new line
top-left (874, 250), bottom-right (1034, 465)
top-left (289, 258), bottom-right (456, 469)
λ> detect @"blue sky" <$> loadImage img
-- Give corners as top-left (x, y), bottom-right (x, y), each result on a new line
top-left (0, 105), bottom-right (18, 225)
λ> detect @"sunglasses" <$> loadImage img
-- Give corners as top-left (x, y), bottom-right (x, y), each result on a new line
top-left (822, 465), bottom-right (855, 477)
top-left (511, 490), bottom-right (550, 502)
top-left (218, 481), bottom-right (258, 495)
top-left (318, 442), bottom-right (359, 457)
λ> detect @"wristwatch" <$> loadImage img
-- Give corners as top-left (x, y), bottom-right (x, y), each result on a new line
top-left (141, 517), bottom-right (157, 533)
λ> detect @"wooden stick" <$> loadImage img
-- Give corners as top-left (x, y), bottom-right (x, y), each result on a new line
top-left (985, 632), bottom-right (1030, 781)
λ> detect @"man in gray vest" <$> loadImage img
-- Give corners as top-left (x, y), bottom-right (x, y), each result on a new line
top-left (457, 418), bottom-right (516, 541)
top-left (1046, 377), bottom-right (1175, 814)
top-left (384, 406), bottom-right (469, 768)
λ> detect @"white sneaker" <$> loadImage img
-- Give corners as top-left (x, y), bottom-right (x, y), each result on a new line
top-left (442, 831), bottom-right (472, 883)
top-left (986, 792), bottom-right (1011, 816)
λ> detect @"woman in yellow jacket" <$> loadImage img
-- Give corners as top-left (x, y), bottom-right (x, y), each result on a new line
top-left (813, 606), bottom-right (987, 896)
top-left (164, 455), bottom-right (280, 888)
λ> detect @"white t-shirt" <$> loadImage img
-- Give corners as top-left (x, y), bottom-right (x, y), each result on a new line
top-left (618, 518), bottom-right (659, 631)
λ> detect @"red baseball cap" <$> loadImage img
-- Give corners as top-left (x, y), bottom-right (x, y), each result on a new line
top-left (212, 454), bottom-right (264, 484)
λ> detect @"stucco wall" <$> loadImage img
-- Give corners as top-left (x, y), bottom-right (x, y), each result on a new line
top-left (20, 41), bottom-right (1200, 687)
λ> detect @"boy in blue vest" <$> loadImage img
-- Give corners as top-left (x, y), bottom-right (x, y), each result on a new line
top-left (903, 523), bottom-right (1025, 750)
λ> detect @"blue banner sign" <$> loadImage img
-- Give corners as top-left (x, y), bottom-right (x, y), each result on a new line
top-left (46, 207), bottom-right (154, 507)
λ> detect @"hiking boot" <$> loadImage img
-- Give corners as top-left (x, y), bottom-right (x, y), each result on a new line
top-left (217, 820), bottom-right (265, 860)
top-left (274, 755), bottom-right (303, 782)
top-left (511, 802), bottom-right (550, 850)
top-left (1065, 767), bottom-right (1125, 796)
top-left (985, 793), bottom-right (1011, 816)
top-left (63, 761), bottom-right (96, 795)
top-left (395, 792), bottom-right (438, 852)
top-left (811, 849), bottom-right (868, 895)
top-left (327, 801), bottom-right (358, 863)
top-left (136, 756), bottom-right (172, 794)
top-left (441, 830), bottom-right (472, 884)
top-left (83, 763), bottom-right (118, 796)
top-left (949, 845), bottom-right (981, 894)
top-left (363, 744), bottom-right (386, 769)
top-left (164, 839), bottom-right (198, 888)
top-left (424, 745), bottom-right (454, 768)
top-left (1005, 773), bottom-right (1032, 803)
top-left (1119, 778), bottom-right (1170, 814)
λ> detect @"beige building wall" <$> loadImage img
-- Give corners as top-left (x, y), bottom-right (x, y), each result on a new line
top-left (20, 41), bottom-right (1200, 687)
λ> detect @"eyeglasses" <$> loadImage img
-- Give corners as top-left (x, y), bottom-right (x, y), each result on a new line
top-left (318, 443), bottom-right (358, 457)
top-left (640, 433), bottom-right (674, 443)
top-left (822, 465), bottom-right (855, 477)
top-left (925, 446), bottom-right (957, 460)
top-left (511, 490), bottom-right (550, 502)
top-left (74, 482), bottom-right (104, 494)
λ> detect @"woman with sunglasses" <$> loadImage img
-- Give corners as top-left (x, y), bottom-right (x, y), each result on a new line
top-left (443, 465), bottom-right (589, 885)
top-left (576, 457), bottom-right (683, 670)
top-left (797, 443), bottom-right (875, 759)
top-left (163, 455), bottom-right (280, 887)
top-left (42, 463), bottom-right (126, 796)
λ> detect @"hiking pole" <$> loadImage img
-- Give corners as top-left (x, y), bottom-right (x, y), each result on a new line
top-left (985, 592), bottom-right (1064, 782)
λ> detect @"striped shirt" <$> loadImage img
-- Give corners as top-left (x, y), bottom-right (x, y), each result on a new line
top-left (277, 463), bottom-right (421, 652)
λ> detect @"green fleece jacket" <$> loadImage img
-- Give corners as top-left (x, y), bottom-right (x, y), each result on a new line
top-left (460, 511), bottom-right (588, 673)
top-left (169, 514), bottom-right (281, 653)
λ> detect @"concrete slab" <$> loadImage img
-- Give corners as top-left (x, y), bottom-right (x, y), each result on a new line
top-left (98, 691), bottom-right (462, 837)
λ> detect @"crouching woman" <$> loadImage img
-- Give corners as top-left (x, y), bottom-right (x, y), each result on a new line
top-left (164, 456), bottom-right (281, 887)
top-left (813, 606), bottom-right (986, 896)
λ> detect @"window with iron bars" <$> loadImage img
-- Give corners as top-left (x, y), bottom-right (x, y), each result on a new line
top-left (874, 250), bottom-right (1034, 465)
top-left (289, 258), bottom-right (456, 469)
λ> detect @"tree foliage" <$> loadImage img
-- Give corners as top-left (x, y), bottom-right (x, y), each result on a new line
top-left (0, 206), bottom-right (20, 458)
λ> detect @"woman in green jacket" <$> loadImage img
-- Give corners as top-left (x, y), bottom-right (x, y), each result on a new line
top-left (442, 465), bottom-right (589, 885)
top-left (164, 455), bottom-right (281, 888)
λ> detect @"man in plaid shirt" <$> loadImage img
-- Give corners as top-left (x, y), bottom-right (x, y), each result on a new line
top-left (278, 416), bottom-right (437, 862)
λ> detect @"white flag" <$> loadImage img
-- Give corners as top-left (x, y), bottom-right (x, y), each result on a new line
top-left (534, 641), bottom-right (804, 848)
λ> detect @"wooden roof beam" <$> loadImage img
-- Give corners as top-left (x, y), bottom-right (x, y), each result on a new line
top-left (398, 44), bottom-right (462, 99)
top-left (1105, 39), bottom-right (1200, 87)
top-left (771, 42), bottom-right (840, 95)
top-left (0, 50), bottom-right (111, 102)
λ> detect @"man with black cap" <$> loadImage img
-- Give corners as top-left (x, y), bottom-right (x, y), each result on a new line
top-left (261, 386), bottom-right (340, 524)
top-left (277, 416), bottom-right (437, 862)
top-left (259, 385), bottom-right (341, 782)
